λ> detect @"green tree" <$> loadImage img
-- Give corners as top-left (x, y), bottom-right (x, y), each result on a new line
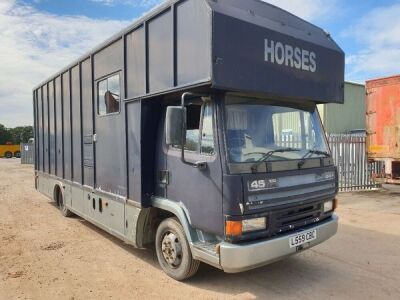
top-left (0, 124), bottom-right (13, 145)
top-left (9, 126), bottom-right (34, 144)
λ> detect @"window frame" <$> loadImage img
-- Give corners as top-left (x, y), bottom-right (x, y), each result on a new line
top-left (96, 71), bottom-right (122, 117)
top-left (170, 100), bottom-right (216, 157)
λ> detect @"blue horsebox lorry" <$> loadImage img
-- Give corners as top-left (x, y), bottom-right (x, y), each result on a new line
top-left (33, 0), bottom-right (344, 280)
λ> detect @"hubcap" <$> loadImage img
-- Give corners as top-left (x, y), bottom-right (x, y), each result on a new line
top-left (161, 232), bottom-right (182, 268)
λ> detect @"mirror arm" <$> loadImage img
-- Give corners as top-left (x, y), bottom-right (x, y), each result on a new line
top-left (180, 92), bottom-right (208, 170)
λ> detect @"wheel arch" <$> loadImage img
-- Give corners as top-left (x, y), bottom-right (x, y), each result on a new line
top-left (145, 197), bottom-right (198, 246)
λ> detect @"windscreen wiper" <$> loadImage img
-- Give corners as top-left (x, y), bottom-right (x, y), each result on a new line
top-left (298, 149), bottom-right (331, 169)
top-left (251, 148), bottom-right (301, 173)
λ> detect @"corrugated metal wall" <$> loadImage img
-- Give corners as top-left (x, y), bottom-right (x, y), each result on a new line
top-left (328, 134), bottom-right (383, 191)
top-left (21, 143), bottom-right (35, 165)
top-left (318, 82), bottom-right (365, 134)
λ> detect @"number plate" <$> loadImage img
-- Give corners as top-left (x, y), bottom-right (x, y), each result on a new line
top-left (289, 229), bottom-right (317, 248)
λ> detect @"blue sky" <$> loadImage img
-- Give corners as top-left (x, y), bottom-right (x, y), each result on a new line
top-left (27, 0), bottom-right (160, 20)
top-left (1, 0), bottom-right (400, 127)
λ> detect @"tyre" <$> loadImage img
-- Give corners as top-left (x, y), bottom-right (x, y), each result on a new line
top-left (57, 189), bottom-right (73, 217)
top-left (5, 151), bottom-right (12, 159)
top-left (155, 218), bottom-right (200, 281)
top-left (14, 151), bottom-right (21, 158)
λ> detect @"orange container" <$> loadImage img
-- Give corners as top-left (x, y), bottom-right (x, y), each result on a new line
top-left (366, 75), bottom-right (400, 180)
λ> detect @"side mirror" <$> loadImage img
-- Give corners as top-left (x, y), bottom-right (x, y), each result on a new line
top-left (165, 106), bottom-right (185, 146)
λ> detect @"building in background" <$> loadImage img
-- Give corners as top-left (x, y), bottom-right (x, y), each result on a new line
top-left (318, 82), bottom-right (365, 134)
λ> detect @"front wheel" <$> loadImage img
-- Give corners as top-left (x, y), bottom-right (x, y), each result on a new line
top-left (155, 218), bottom-right (200, 281)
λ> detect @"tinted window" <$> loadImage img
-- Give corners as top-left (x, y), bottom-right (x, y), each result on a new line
top-left (98, 74), bottom-right (120, 115)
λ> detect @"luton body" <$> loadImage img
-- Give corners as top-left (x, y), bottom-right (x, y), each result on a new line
top-left (33, 0), bottom-right (344, 280)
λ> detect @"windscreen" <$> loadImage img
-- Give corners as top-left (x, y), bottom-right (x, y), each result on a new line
top-left (224, 95), bottom-right (329, 163)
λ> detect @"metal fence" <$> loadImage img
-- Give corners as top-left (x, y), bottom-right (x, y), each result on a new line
top-left (20, 143), bottom-right (35, 165)
top-left (328, 134), bottom-right (384, 191)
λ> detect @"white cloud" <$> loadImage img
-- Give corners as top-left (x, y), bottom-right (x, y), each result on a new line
top-left (262, 0), bottom-right (338, 22)
top-left (0, 0), bottom-right (131, 127)
top-left (345, 4), bottom-right (400, 81)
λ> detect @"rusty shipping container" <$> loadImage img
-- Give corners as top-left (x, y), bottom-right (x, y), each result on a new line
top-left (366, 75), bottom-right (400, 182)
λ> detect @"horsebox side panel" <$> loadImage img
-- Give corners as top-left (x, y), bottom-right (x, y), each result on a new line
top-left (126, 26), bottom-right (145, 99)
top-left (48, 80), bottom-right (56, 175)
top-left (71, 65), bottom-right (82, 184)
top-left (62, 71), bottom-right (72, 181)
top-left (55, 76), bottom-right (63, 178)
top-left (175, 0), bottom-right (212, 86)
top-left (210, 4), bottom-right (344, 103)
top-left (37, 88), bottom-right (43, 172)
top-left (126, 101), bottom-right (142, 203)
top-left (33, 92), bottom-right (38, 170)
top-left (43, 84), bottom-right (49, 174)
top-left (366, 76), bottom-right (400, 160)
top-left (81, 57), bottom-right (94, 187)
top-left (148, 9), bottom-right (174, 93)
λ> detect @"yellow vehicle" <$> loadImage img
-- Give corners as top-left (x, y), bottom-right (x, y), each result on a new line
top-left (0, 144), bottom-right (20, 158)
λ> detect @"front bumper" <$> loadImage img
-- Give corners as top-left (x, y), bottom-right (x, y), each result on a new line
top-left (219, 214), bottom-right (338, 273)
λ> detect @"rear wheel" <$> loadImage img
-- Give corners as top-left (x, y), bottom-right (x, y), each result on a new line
top-left (57, 189), bottom-right (73, 217)
top-left (14, 151), bottom-right (21, 158)
top-left (155, 218), bottom-right (200, 281)
top-left (5, 151), bottom-right (12, 159)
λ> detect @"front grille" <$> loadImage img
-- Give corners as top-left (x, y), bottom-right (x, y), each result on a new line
top-left (246, 182), bottom-right (336, 211)
top-left (226, 200), bottom-right (332, 244)
top-left (270, 201), bottom-right (323, 235)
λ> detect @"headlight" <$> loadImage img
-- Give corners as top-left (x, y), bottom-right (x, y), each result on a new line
top-left (242, 217), bottom-right (267, 233)
top-left (323, 200), bottom-right (334, 213)
top-left (226, 217), bottom-right (267, 237)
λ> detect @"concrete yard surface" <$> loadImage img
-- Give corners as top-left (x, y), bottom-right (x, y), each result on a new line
top-left (0, 159), bottom-right (399, 299)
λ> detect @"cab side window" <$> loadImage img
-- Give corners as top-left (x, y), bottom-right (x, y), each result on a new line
top-left (185, 104), bottom-right (201, 152)
top-left (201, 104), bottom-right (214, 155)
top-left (173, 102), bottom-right (215, 155)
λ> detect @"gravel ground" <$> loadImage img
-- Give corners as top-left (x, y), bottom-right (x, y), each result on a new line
top-left (0, 159), bottom-right (399, 300)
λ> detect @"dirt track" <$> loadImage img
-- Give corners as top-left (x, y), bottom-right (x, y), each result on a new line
top-left (1, 159), bottom-right (399, 299)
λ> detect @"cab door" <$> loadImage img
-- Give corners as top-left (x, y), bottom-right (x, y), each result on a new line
top-left (165, 99), bottom-right (224, 236)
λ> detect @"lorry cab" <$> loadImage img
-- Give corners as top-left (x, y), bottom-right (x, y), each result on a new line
top-left (151, 91), bottom-right (338, 278)
top-left (33, 0), bottom-right (344, 281)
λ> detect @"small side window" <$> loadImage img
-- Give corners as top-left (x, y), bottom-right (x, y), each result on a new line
top-left (98, 74), bottom-right (120, 115)
top-left (172, 101), bottom-right (214, 155)
top-left (201, 103), bottom-right (214, 155)
top-left (184, 104), bottom-right (201, 152)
